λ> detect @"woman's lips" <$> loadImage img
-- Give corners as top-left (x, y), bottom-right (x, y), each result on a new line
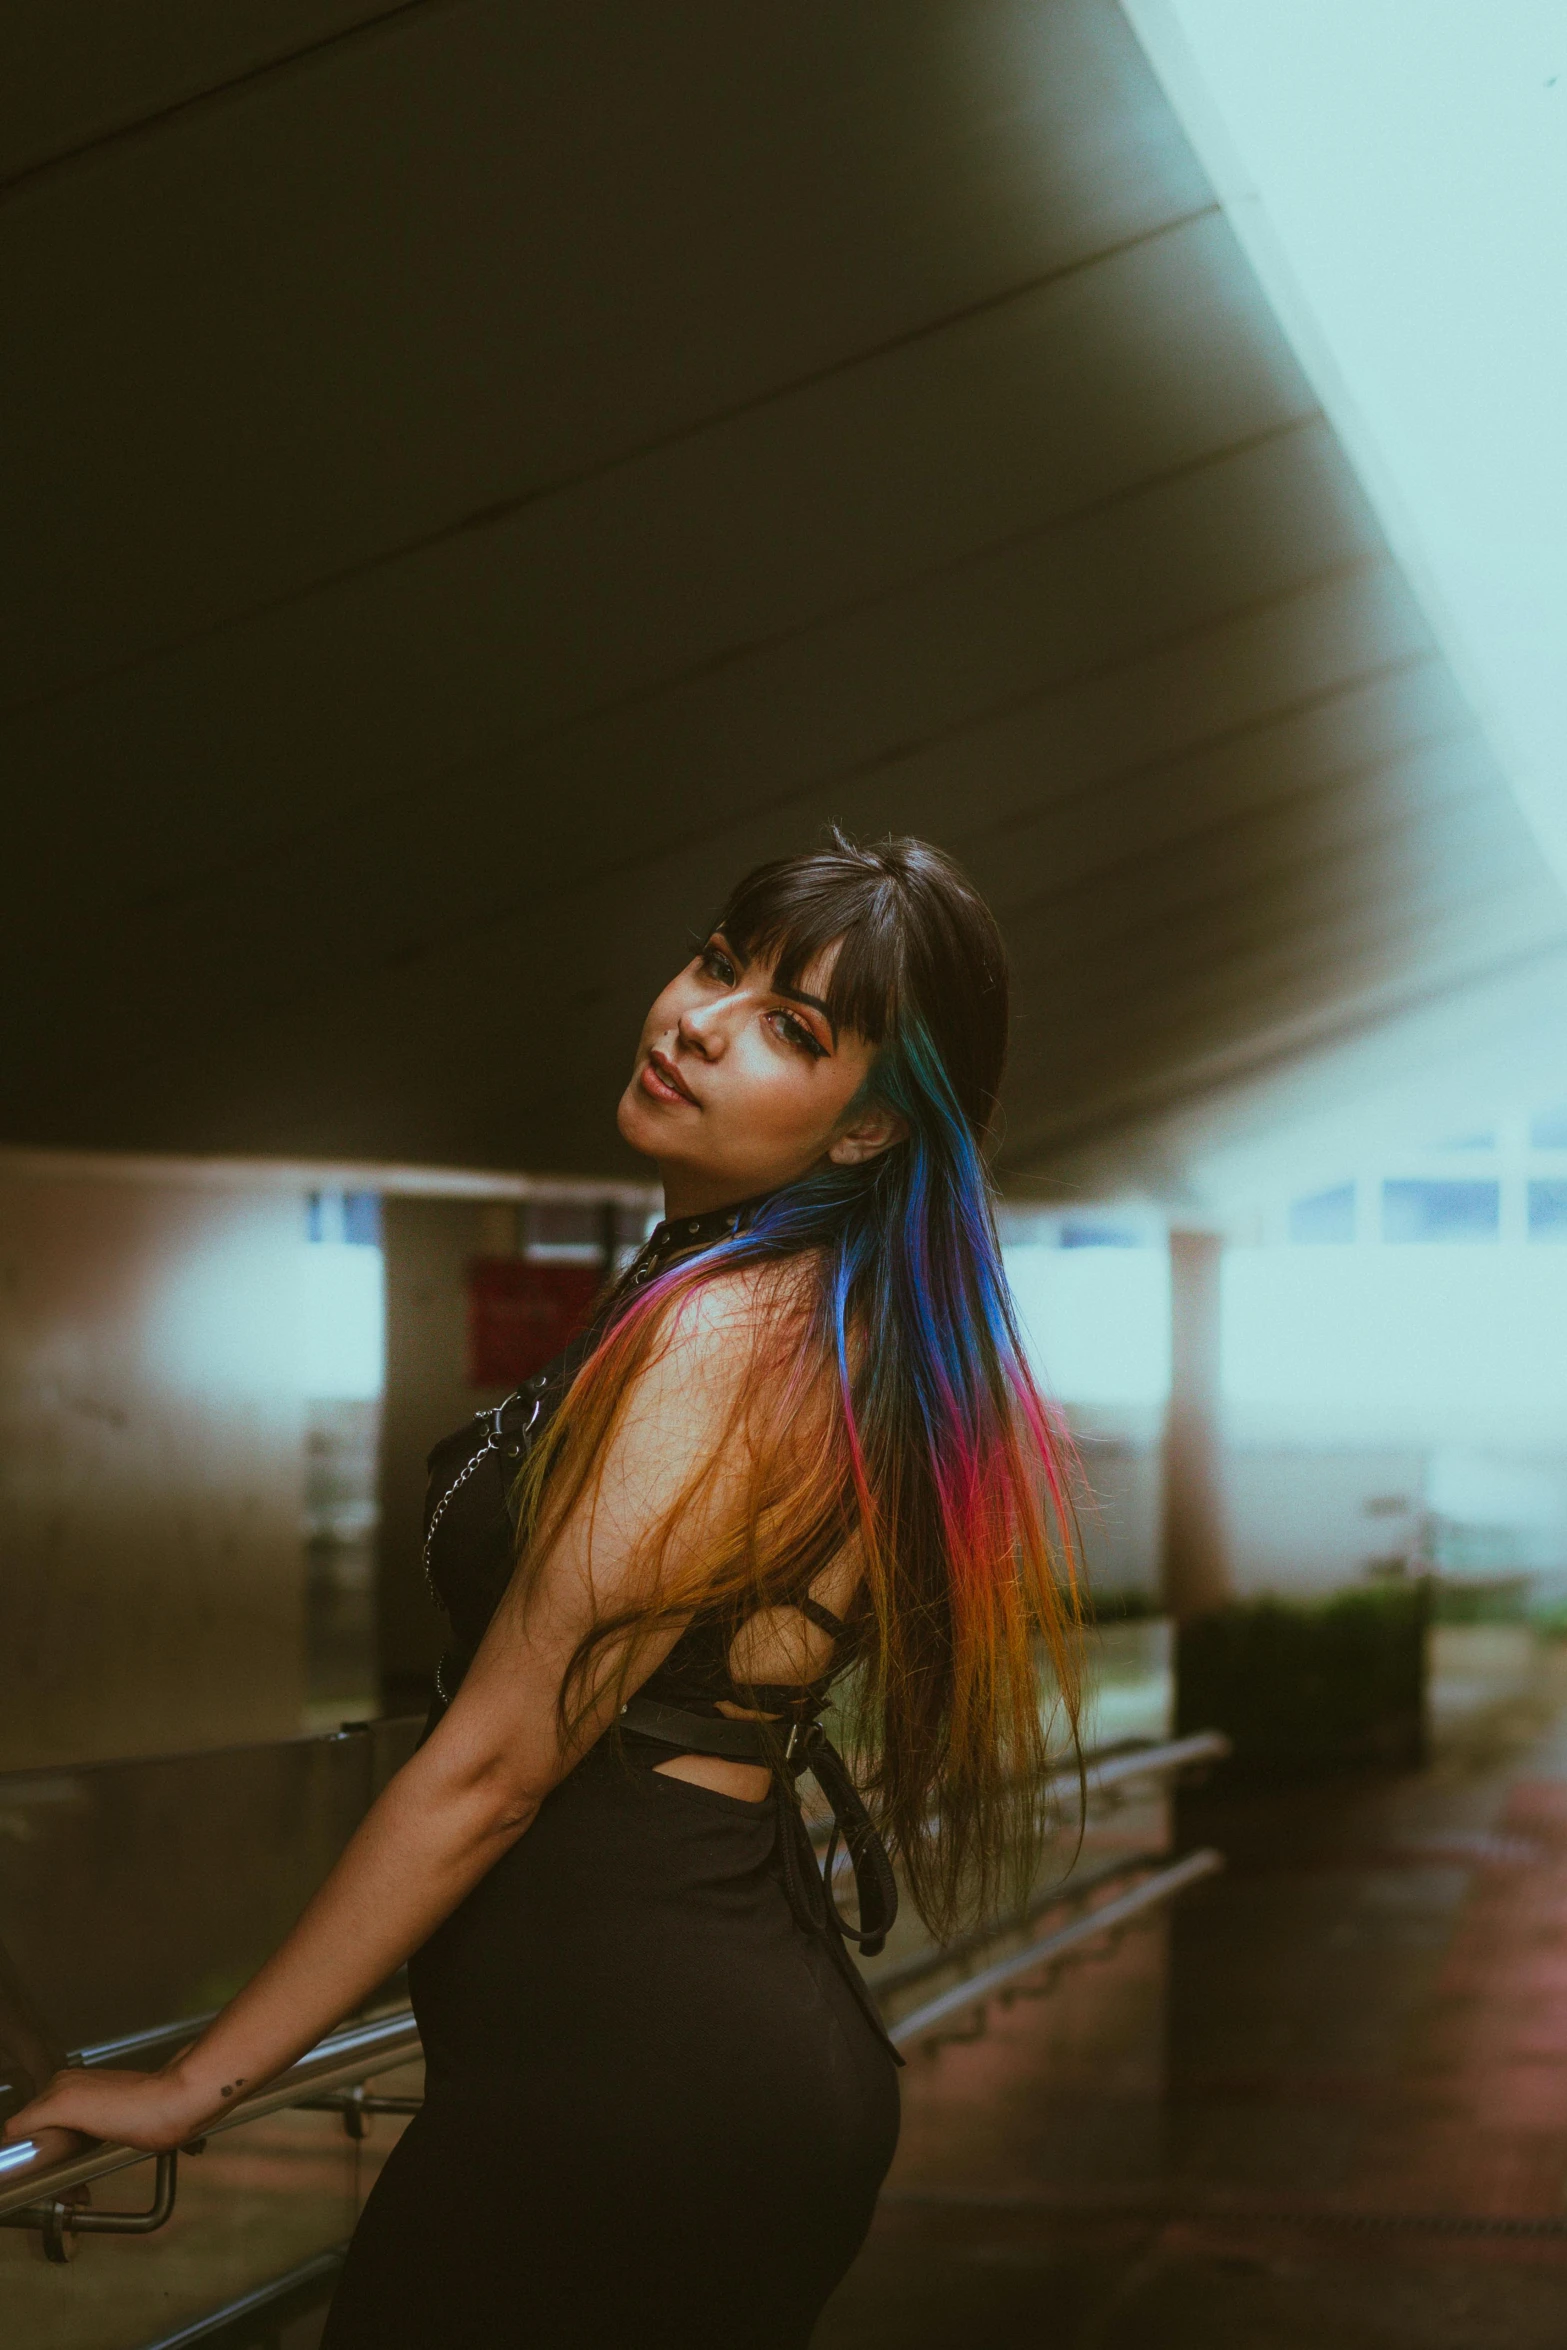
top-left (641, 1052), bottom-right (698, 1106)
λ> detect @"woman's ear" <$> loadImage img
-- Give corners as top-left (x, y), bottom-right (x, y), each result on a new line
top-left (827, 1105), bottom-right (909, 1168)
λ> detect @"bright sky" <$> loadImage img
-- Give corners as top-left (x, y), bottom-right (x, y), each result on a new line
top-left (1124, 0), bottom-right (1567, 884)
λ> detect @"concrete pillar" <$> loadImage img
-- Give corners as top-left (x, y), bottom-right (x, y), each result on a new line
top-left (377, 1198), bottom-right (502, 1717)
top-left (1160, 1229), bottom-right (1233, 1619)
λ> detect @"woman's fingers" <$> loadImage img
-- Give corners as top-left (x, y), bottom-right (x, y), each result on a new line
top-left (3, 2066), bottom-right (192, 2154)
top-left (4, 2068), bottom-right (110, 2143)
top-left (1, 2122), bottom-right (87, 2171)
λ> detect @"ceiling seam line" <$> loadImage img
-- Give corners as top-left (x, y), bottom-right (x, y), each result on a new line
top-left (90, 417), bottom-right (1339, 947)
top-left (108, 539), bottom-right (1391, 929)
top-left (687, 559), bottom-right (1411, 832)
top-left (1008, 922), bottom-right (1567, 1153)
top-left (1008, 771), bottom-right (1541, 1011)
top-left (1008, 858), bottom-right (1567, 1094)
top-left (89, 670), bottom-right (1462, 1070)
top-left (954, 648), bottom-right (1445, 855)
top-left (992, 710), bottom-right (1480, 937)
top-left (0, 203), bottom-right (1225, 726)
top-left (48, 802), bottom-right (1552, 1141)
top-left (1003, 926), bottom-right (1567, 1172)
top-left (0, 1), bottom-right (460, 202)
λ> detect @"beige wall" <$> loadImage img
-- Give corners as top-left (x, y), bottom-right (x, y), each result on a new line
top-left (0, 1171), bottom-right (307, 1767)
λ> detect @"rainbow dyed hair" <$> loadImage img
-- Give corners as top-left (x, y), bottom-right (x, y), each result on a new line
top-left (515, 834), bottom-right (1083, 1934)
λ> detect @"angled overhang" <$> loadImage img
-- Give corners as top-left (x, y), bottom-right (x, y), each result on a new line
top-left (6, 2), bottom-right (1563, 1193)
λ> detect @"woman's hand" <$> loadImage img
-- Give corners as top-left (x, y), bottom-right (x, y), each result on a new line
top-left (3, 2065), bottom-right (215, 2156)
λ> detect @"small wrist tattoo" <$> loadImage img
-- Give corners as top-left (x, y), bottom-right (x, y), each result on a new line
top-left (218, 2079), bottom-right (246, 2099)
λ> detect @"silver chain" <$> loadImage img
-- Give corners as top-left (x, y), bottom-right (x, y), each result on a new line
top-left (421, 1394), bottom-right (540, 1605)
top-left (422, 1435), bottom-right (496, 1603)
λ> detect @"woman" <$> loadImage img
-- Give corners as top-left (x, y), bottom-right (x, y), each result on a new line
top-left (7, 833), bottom-right (1081, 2346)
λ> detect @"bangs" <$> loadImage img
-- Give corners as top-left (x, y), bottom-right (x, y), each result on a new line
top-left (708, 828), bottom-right (1010, 1140)
top-left (713, 855), bottom-right (907, 1048)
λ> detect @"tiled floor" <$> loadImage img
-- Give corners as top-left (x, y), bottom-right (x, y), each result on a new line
top-left (817, 1648), bottom-right (1567, 2348)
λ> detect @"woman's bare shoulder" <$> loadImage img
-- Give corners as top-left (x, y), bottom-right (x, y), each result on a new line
top-left (633, 1254), bottom-right (819, 1404)
top-left (653, 1250), bottom-right (815, 1338)
top-left (590, 1258), bottom-right (820, 1485)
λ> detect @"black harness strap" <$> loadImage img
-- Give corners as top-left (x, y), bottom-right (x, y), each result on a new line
top-left (792, 1721), bottom-right (901, 1956)
top-left (616, 1695), bottom-right (900, 1962)
top-left (614, 1697), bottom-right (769, 1763)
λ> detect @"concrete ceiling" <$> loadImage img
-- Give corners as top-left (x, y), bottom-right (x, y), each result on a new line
top-left (7, 0), bottom-right (1563, 1194)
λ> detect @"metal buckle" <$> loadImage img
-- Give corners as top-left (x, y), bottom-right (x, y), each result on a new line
top-left (489, 1395), bottom-right (540, 1443)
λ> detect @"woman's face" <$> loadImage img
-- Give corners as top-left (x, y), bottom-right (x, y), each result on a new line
top-left (617, 931), bottom-right (901, 1216)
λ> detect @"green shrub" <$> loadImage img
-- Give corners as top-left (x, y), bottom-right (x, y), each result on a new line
top-left (1176, 1581), bottom-right (1430, 1777)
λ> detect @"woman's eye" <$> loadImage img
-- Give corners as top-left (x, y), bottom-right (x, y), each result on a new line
top-left (699, 946), bottom-right (735, 983)
top-left (772, 1009), bottom-right (827, 1059)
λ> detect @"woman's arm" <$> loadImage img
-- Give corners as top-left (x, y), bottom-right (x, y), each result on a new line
top-left (4, 1275), bottom-right (761, 2155)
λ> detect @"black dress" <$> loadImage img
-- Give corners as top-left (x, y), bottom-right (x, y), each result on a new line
top-left (323, 1202), bottom-right (901, 2349)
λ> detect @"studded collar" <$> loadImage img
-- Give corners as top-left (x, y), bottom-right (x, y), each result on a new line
top-left (638, 1187), bottom-right (778, 1276)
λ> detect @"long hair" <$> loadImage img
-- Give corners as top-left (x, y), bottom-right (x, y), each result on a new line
top-left (514, 832), bottom-right (1082, 1934)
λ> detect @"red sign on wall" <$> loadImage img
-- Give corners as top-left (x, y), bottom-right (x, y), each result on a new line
top-left (466, 1258), bottom-right (602, 1388)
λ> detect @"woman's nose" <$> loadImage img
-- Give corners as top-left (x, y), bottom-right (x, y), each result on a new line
top-left (677, 1004), bottom-right (722, 1057)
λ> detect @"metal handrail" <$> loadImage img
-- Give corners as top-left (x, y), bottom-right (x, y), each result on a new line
top-left (811, 1727), bottom-right (1230, 1856)
top-left (136, 2246), bottom-right (349, 2350)
top-left (1049, 1728), bottom-right (1229, 1801)
top-left (0, 2007), bottom-right (420, 2222)
top-left (870, 1847), bottom-right (1170, 1998)
top-left (0, 1732), bottom-right (1230, 2231)
top-left (71, 2012), bottom-right (221, 2072)
top-left (888, 1846), bottom-right (1224, 2047)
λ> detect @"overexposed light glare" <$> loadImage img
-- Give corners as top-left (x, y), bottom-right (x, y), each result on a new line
top-left (1426, 1449), bottom-right (1567, 1540)
top-left (1005, 1246), bottom-right (1171, 1409)
top-left (151, 1198), bottom-right (308, 1400)
top-left (301, 1242), bottom-right (385, 1400)
top-left (1125, 0), bottom-right (1567, 883)
top-left (1223, 1245), bottom-right (1567, 1444)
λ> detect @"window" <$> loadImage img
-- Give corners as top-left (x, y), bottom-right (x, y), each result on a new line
top-left (1528, 1180), bottom-right (1567, 1242)
top-left (1288, 1183), bottom-right (1355, 1243)
top-left (307, 1189), bottom-right (381, 1247)
top-left (1382, 1179), bottom-right (1499, 1244)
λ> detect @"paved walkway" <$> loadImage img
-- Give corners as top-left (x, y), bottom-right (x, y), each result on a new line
top-left (817, 1650), bottom-right (1567, 2348)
